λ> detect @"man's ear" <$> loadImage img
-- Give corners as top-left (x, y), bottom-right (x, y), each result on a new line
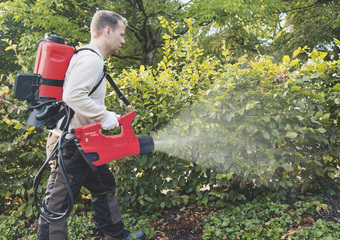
top-left (104, 27), bottom-right (111, 38)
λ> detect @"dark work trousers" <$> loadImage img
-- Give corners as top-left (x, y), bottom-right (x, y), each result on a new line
top-left (37, 132), bottom-right (127, 240)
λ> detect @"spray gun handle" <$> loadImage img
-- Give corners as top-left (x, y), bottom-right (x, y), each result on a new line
top-left (117, 110), bottom-right (136, 126)
top-left (117, 110), bottom-right (136, 141)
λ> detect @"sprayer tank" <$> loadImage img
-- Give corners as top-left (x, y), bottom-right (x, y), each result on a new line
top-left (34, 35), bottom-right (75, 101)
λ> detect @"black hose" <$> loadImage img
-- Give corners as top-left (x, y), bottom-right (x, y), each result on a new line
top-left (29, 100), bottom-right (61, 109)
top-left (33, 104), bottom-right (76, 221)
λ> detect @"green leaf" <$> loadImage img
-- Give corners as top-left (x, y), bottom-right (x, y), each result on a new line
top-left (291, 86), bottom-right (301, 92)
top-left (314, 111), bottom-right (323, 119)
top-left (332, 83), bottom-right (340, 91)
top-left (286, 132), bottom-right (298, 139)
top-left (4, 119), bottom-right (13, 125)
top-left (290, 59), bottom-right (299, 67)
top-left (321, 113), bottom-right (330, 121)
top-left (145, 197), bottom-right (154, 202)
top-left (296, 115), bottom-right (304, 121)
top-left (282, 163), bottom-right (293, 171)
top-left (317, 128), bottom-right (326, 133)
top-left (315, 168), bottom-right (324, 177)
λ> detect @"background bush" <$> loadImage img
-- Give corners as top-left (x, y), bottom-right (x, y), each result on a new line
top-left (106, 20), bottom-right (340, 212)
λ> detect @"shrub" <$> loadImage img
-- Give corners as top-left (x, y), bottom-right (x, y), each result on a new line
top-left (0, 82), bottom-right (46, 219)
top-left (106, 20), bottom-right (340, 212)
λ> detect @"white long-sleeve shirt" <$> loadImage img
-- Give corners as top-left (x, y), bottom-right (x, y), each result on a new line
top-left (52, 44), bottom-right (109, 136)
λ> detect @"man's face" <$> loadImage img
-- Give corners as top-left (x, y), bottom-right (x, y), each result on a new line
top-left (108, 21), bottom-right (126, 55)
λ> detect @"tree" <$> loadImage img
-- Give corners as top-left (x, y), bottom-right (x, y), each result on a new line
top-left (0, 0), bottom-right (25, 77)
top-left (0, 0), bottom-right (188, 75)
top-left (186, 0), bottom-right (286, 60)
top-left (0, 0), bottom-right (111, 71)
top-left (187, 0), bottom-right (340, 62)
top-left (272, 0), bottom-right (340, 60)
top-left (109, 0), bottom-right (187, 68)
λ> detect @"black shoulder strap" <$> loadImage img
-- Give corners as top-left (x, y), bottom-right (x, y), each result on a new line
top-left (104, 66), bottom-right (130, 106)
top-left (74, 48), bottom-right (130, 106)
top-left (88, 70), bottom-right (105, 96)
top-left (75, 48), bottom-right (105, 97)
top-left (75, 47), bottom-right (102, 58)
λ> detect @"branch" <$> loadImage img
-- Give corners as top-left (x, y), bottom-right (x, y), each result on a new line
top-left (273, 2), bottom-right (320, 15)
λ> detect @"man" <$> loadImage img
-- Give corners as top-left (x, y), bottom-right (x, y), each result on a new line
top-left (37, 10), bottom-right (146, 240)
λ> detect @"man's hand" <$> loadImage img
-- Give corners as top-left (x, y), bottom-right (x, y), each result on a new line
top-left (102, 112), bottom-right (120, 130)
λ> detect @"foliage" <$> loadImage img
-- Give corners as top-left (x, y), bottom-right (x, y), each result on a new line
top-left (0, 0), bottom-right (98, 70)
top-left (1, 12), bottom-right (340, 219)
top-left (0, 211), bottom-right (156, 239)
top-left (1, 194), bottom-right (336, 239)
top-left (202, 194), bottom-right (336, 240)
top-left (187, 0), bottom-right (286, 60)
top-left (291, 219), bottom-right (340, 240)
top-left (121, 212), bottom-right (156, 239)
top-left (0, 81), bottom-right (46, 220)
top-left (1, 0), bottom-right (339, 76)
top-left (107, 19), bottom-right (340, 214)
top-left (0, 215), bottom-right (36, 240)
top-left (0, 0), bottom-right (188, 74)
top-left (188, 0), bottom-right (340, 62)
top-left (67, 212), bottom-right (97, 240)
top-left (179, 47), bottom-right (340, 195)
top-left (108, 0), bottom-right (186, 67)
top-left (106, 17), bottom-right (219, 211)
top-left (272, 0), bottom-right (340, 61)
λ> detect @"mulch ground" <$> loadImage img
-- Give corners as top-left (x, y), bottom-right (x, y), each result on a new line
top-left (149, 192), bottom-right (340, 240)
top-left (150, 205), bottom-right (210, 240)
top-left (313, 192), bottom-right (340, 223)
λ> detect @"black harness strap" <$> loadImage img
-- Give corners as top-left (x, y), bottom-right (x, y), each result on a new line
top-left (88, 70), bottom-right (105, 96)
top-left (75, 48), bottom-right (130, 105)
top-left (75, 48), bottom-right (106, 97)
top-left (75, 47), bottom-right (101, 57)
top-left (41, 78), bottom-right (64, 87)
top-left (105, 68), bottom-right (130, 106)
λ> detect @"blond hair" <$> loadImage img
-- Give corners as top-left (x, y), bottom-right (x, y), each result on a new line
top-left (90, 10), bottom-right (128, 38)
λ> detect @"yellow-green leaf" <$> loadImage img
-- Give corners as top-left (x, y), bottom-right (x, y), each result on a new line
top-left (283, 55), bottom-right (290, 63)
top-left (14, 123), bottom-right (23, 129)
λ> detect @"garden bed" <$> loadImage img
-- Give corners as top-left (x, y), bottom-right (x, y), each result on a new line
top-left (150, 192), bottom-right (340, 240)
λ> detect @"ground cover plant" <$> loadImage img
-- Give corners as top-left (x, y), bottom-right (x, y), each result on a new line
top-left (1, 192), bottom-right (340, 239)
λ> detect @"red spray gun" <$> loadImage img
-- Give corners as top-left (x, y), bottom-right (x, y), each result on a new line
top-left (74, 110), bottom-right (154, 170)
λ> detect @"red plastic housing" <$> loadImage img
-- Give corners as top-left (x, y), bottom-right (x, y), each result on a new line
top-left (74, 110), bottom-right (140, 167)
top-left (34, 41), bottom-right (75, 101)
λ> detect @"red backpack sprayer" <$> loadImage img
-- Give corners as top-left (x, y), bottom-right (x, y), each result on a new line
top-left (13, 34), bottom-right (154, 220)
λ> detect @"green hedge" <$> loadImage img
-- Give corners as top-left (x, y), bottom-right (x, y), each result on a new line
top-left (107, 22), bottom-right (340, 212)
top-left (0, 84), bottom-right (46, 219)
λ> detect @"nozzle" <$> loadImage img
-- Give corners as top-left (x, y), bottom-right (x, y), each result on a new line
top-left (138, 136), bottom-right (154, 155)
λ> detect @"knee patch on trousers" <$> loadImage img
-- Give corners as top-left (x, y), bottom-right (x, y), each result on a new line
top-left (92, 190), bottom-right (125, 238)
